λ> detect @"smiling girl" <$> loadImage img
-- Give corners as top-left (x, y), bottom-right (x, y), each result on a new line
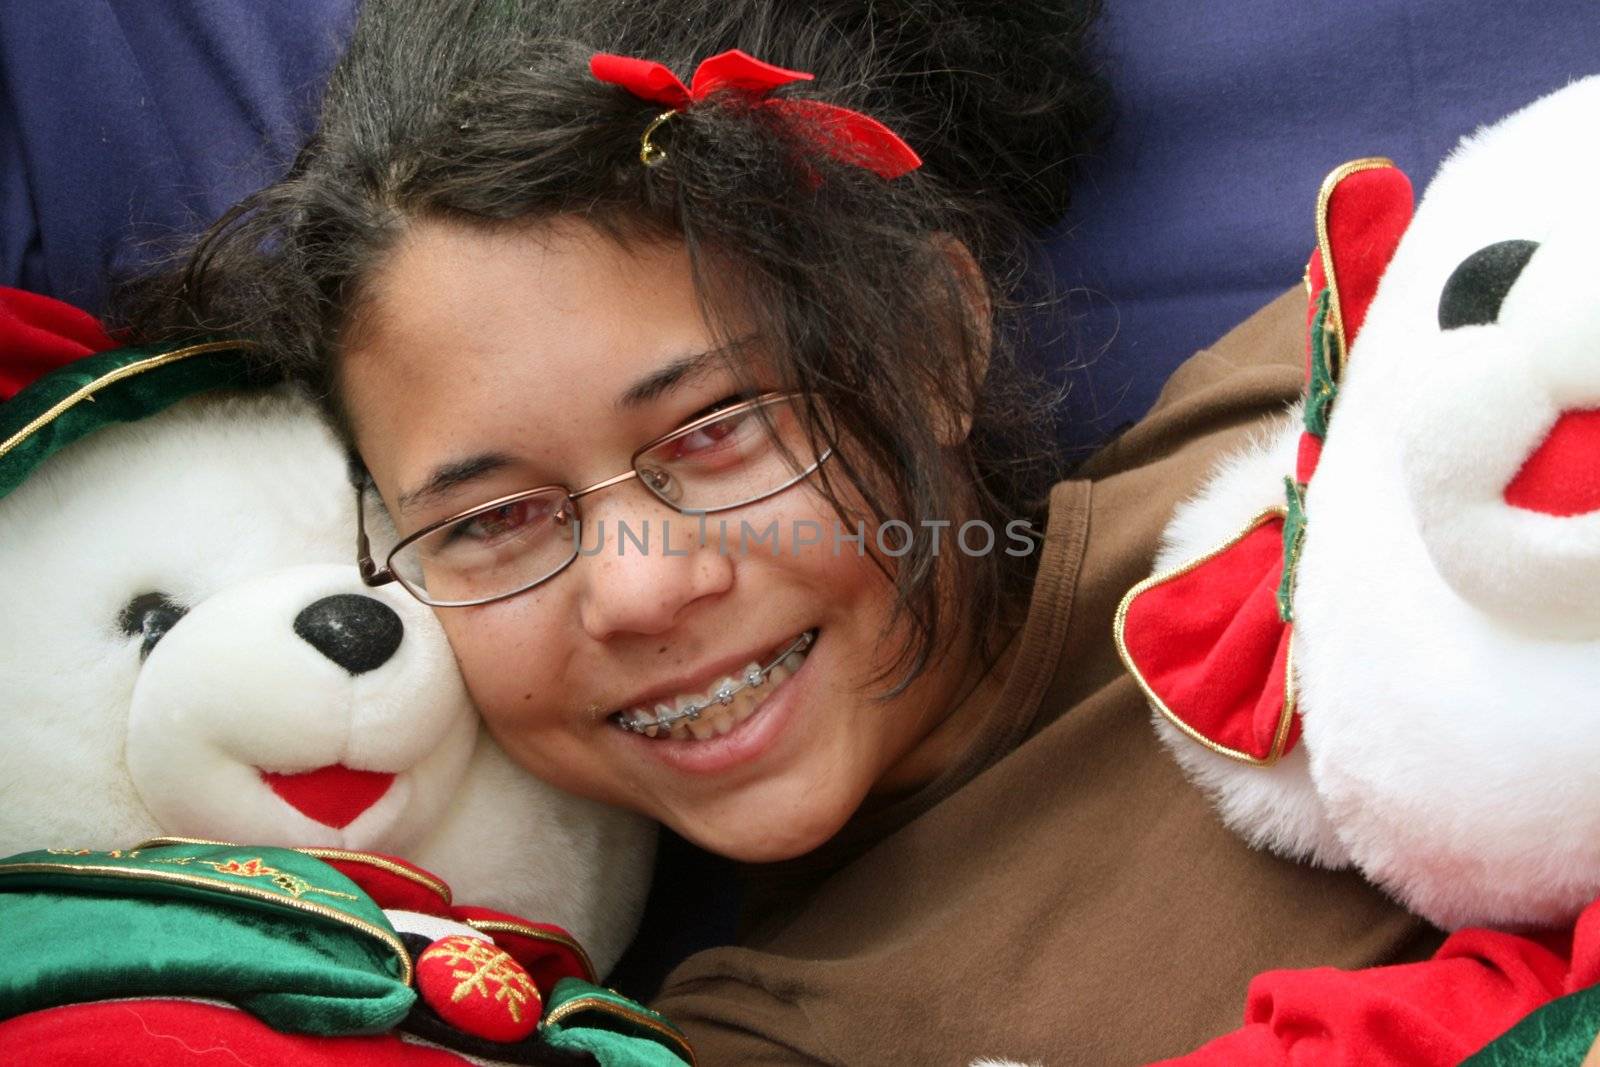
top-left (120, 0), bottom-right (1440, 1061)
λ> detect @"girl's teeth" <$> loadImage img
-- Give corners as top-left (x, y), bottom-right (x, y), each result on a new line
top-left (617, 633), bottom-right (814, 739)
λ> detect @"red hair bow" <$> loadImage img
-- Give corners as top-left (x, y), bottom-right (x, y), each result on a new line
top-left (589, 49), bottom-right (922, 180)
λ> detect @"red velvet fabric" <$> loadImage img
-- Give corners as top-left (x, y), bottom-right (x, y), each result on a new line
top-left (314, 851), bottom-right (455, 915)
top-left (1297, 165), bottom-right (1413, 485)
top-left (1503, 409), bottom-right (1600, 517)
top-left (1156, 896), bottom-right (1600, 1066)
top-left (1323, 165), bottom-right (1414, 348)
top-left (0, 286), bottom-right (115, 401)
top-left (301, 853), bottom-right (592, 995)
top-left (1293, 431), bottom-right (1323, 488)
top-left (416, 935), bottom-right (542, 1041)
top-left (0, 999), bottom-right (474, 1066)
top-left (1304, 250), bottom-right (1330, 385)
top-left (453, 905), bottom-right (597, 991)
top-left (1120, 517), bottom-right (1297, 762)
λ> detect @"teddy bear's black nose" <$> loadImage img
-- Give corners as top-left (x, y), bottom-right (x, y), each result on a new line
top-left (294, 594), bottom-right (404, 675)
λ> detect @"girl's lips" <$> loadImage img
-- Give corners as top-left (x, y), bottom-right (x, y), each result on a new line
top-left (611, 628), bottom-right (818, 776)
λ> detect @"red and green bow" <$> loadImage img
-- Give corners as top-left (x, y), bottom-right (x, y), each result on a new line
top-left (1115, 160), bottom-right (1414, 765)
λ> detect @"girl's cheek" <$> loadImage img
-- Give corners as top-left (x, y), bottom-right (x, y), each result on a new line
top-left (439, 606), bottom-right (556, 703)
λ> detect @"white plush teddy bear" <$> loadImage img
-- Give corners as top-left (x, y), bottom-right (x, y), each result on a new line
top-left (0, 290), bottom-right (686, 1064)
top-left (1116, 75), bottom-right (1600, 1064)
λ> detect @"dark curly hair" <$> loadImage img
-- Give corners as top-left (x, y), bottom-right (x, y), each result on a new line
top-left (115, 0), bottom-right (1108, 695)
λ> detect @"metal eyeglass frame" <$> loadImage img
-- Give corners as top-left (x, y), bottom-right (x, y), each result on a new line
top-left (356, 390), bottom-right (833, 607)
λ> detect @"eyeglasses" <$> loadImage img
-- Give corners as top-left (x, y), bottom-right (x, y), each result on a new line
top-left (357, 391), bottom-right (832, 607)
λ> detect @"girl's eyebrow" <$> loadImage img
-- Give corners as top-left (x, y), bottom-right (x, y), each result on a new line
top-left (616, 335), bottom-right (757, 410)
top-left (401, 335), bottom-right (761, 513)
top-left (398, 452), bottom-right (516, 515)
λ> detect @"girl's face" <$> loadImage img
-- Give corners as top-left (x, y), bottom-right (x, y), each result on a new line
top-left (341, 217), bottom-right (977, 862)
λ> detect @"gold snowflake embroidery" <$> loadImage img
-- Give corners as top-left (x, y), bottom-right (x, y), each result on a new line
top-left (148, 854), bottom-right (357, 901)
top-left (425, 936), bottom-right (541, 1023)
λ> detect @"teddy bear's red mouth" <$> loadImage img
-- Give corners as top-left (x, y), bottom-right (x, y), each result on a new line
top-left (1504, 409), bottom-right (1600, 517)
top-left (259, 765), bottom-right (396, 828)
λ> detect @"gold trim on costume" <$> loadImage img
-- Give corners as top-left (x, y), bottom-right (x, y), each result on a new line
top-left (296, 847), bottom-right (454, 907)
top-left (542, 992), bottom-right (697, 1066)
top-left (462, 917), bottom-right (597, 985)
top-left (140, 835), bottom-right (456, 909)
top-left (1112, 507), bottom-right (1299, 767)
top-left (1313, 157), bottom-right (1395, 378)
top-left (133, 834), bottom-right (235, 849)
top-left (0, 859), bottom-right (413, 985)
top-left (0, 340), bottom-right (254, 463)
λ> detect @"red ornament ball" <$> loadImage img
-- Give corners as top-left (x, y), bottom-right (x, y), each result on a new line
top-left (416, 934), bottom-right (543, 1042)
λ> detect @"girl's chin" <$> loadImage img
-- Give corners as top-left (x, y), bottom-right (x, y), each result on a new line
top-left (665, 776), bottom-right (866, 864)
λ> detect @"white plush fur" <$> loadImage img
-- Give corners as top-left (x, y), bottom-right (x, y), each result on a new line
top-left (1297, 75), bottom-right (1600, 930)
top-left (0, 386), bottom-right (653, 971)
top-left (1146, 76), bottom-right (1600, 931)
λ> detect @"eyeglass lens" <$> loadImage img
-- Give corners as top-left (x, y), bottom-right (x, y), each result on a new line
top-left (389, 395), bottom-right (826, 606)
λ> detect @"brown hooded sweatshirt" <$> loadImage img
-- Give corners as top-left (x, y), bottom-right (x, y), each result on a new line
top-left (650, 290), bottom-right (1442, 1066)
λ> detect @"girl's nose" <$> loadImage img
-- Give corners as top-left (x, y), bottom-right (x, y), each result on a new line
top-left (574, 497), bottom-right (734, 641)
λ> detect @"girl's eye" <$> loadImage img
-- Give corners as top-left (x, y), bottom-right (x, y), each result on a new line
top-left (442, 499), bottom-right (553, 546)
top-left (659, 406), bottom-right (766, 469)
top-left (673, 411), bottom-right (748, 455)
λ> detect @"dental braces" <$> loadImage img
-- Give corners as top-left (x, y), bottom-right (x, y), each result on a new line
top-left (617, 630), bottom-right (815, 735)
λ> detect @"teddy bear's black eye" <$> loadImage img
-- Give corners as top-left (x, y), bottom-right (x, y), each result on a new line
top-left (1438, 239), bottom-right (1540, 330)
top-left (119, 592), bottom-right (187, 659)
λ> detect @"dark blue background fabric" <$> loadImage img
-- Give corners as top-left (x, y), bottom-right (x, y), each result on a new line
top-left (1047, 0), bottom-right (1600, 457)
top-left (5, 2), bottom-right (1596, 418)
top-left (0, 1), bottom-right (358, 313)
